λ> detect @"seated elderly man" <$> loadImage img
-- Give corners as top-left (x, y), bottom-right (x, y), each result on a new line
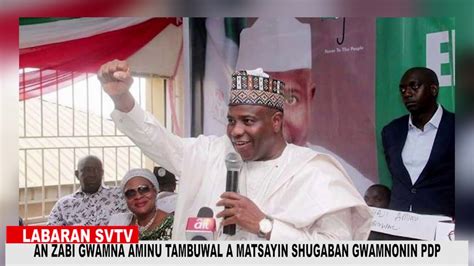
top-left (98, 60), bottom-right (372, 240)
top-left (48, 155), bottom-right (127, 225)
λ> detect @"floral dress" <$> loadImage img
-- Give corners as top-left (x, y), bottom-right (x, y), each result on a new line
top-left (139, 214), bottom-right (173, 240)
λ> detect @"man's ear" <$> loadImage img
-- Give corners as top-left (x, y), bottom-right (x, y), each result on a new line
top-left (431, 84), bottom-right (439, 97)
top-left (272, 111), bottom-right (284, 133)
top-left (75, 170), bottom-right (79, 179)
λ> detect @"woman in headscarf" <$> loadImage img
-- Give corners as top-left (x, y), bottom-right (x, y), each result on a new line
top-left (109, 168), bottom-right (173, 240)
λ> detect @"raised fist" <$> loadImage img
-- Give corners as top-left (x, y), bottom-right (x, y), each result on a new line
top-left (97, 59), bottom-right (133, 97)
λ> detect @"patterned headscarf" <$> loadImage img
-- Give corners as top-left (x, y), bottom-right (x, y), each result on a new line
top-left (228, 68), bottom-right (285, 112)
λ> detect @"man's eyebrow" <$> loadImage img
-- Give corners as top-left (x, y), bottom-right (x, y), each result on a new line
top-left (286, 87), bottom-right (302, 94)
top-left (227, 114), bottom-right (258, 119)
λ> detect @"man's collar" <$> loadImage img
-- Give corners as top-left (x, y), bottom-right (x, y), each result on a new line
top-left (74, 184), bottom-right (108, 196)
top-left (408, 104), bottom-right (443, 130)
top-left (429, 104), bottom-right (443, 128)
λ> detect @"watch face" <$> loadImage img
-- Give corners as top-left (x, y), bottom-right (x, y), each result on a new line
top-left (259, 218), bottom-right (272, 234)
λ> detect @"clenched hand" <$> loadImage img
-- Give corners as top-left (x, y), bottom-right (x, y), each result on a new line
top-left (97, 59), bottom-right (135, 112)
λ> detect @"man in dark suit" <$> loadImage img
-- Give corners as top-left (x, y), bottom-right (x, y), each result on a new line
top-left (382, 67), bottom-right (454, 218)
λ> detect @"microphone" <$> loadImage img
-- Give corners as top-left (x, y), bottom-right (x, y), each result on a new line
top-left (185, 207), bottom-right (216, 240)
top-left (223, 152), bottom-right (243, 235)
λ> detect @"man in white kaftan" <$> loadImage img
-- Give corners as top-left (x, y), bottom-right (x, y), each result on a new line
top-left (99, 60), bottom-right (372, 240)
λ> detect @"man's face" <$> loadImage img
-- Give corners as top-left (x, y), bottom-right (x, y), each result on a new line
top-left (227, 105), bottom-right (281, 161)
top-left (399, 70), bottom-right (437, 114)
top-left (76, 158), bottom-right (103, 194)
top-left (268, 69), bottom-right (315, 146)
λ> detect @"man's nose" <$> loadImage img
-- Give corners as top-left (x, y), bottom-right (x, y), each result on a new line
top-left (230, 123), bottom-right (245, 138)
top-left (401, 87), bottom-right (414, 98)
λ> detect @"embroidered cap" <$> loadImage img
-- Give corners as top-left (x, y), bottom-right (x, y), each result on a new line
top-left (229, 68), bottom-right (285, 112)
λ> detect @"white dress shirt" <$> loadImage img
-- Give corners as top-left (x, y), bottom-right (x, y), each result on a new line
top-left (156, 191), bottom-right (178, 213)
top-left (402, 104), bottom-right (443, 185)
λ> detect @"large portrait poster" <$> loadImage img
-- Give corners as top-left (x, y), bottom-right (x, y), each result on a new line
top-left (197, 17), bottom-right (455, 194)
top-left (199, 17), bottom-right (377, 194)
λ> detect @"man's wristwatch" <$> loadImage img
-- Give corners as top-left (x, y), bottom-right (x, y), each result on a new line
top-left (257, 216), bottom-right (274, 238)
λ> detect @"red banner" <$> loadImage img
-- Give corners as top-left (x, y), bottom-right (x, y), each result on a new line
top-left (19, 18), bottom-right (179, 100)
top-left (6, 226), bottom-right (139, 244)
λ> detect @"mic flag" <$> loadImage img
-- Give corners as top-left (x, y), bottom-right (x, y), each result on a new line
top-left (185, 207), bottom-right (216, 240)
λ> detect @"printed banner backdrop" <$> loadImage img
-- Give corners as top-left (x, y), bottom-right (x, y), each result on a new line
top-left (375, 18), bottom-right (456, 187)
top-left (198, 17), bottom-right (456, 195)
top-left (201, 17), bottom-right (377, 195)
top-left (305, 18), bottom-right (376, 190)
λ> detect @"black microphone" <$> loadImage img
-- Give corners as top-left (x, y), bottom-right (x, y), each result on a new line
top-left (197, 206), bottom-right (214, 218)
top-left (223, 152), bottom-right (243, 235)
top-left (191, 235), bottom-right (207, 240)
top-left (186, 207), bottom-right (216, 240)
